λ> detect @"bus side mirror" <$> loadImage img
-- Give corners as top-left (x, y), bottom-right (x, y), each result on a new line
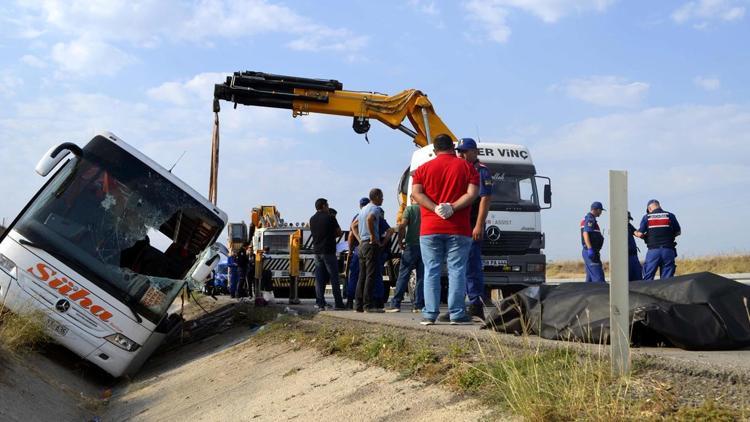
top-left (191, 252), bottom-right (220, 283)
top-left (36, 142), bottom-right (83, 176)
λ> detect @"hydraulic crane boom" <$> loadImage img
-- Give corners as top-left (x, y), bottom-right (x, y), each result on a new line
top-left (208, 71), bottom-right (455, 204)
top-left (214, 71), bottom-right (455, 146)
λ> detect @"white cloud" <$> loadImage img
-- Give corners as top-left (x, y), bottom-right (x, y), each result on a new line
top-left (0, 71), bottom-right (23, 97)
top-left (8, 0), bottom-right (369, 76)
top-left (20, 54), bottom-right (47, 68)
top-left (693, 75), bottom-right (721, 91)
top-left (146, 72), bottom-right (349, 135)
top-left (464, 0), bottom-right (615, 43)
top-left (408, 0), bottom-right (440, 16)
top-left (493, 0), bottom-right (615, 23)
top-left (51, 37), bottom-right (135, 77)
top-left (536, 104), bottom-right (750, 163)
top-left (531, 104), bottom-right (750, 259)
top-left (672, 0), bottom-right (746, 26)
top-left (286, 28), bottom-right (369, 61)
top-left (558, 76), bottom-right (649, 107)
top-left (465, 0), bottom-right (512, 43)
top-left (148, 72), bottom-right (228, 106)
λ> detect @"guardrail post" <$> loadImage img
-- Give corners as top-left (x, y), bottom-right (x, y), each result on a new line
top-left (609, 170), bottom-right (630, 377)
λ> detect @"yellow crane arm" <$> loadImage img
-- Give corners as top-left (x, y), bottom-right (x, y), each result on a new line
top-left (213, 71), bottom-right (455, 148)
top-left (209, 71), bottom-right (456, 218)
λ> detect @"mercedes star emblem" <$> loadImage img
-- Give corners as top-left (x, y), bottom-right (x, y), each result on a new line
top-left (55, 299), bottom-right (70, 313)
top-left (486, 225), bottom-right (501, 242)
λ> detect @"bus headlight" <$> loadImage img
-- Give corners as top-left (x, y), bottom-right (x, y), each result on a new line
top-left (0, 253), bottom-right (17, 278)
top-left (527, 263), bottom-right (545, 273)
top-left (105, 333), bottom-right (141, 352)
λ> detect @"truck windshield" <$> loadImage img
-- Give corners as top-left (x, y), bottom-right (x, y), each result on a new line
top-left (14, 136), bottom-right (223, 323)
top-left (487, 170), bottom-right (540, 211)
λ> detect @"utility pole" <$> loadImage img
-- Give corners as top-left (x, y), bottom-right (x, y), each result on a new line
top-left (609, 170), bottom-right (630, 377)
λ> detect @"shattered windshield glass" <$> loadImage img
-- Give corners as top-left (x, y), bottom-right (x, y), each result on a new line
top-left (15, 136), bottom-right (223, 323)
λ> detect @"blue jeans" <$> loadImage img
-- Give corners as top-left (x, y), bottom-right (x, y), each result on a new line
top-left (420, 234), bottom-right (472, 321)
top-left (314, 254), bottom-right (344, 308)
top-left (582, 249), bottom-right (606, 283)
top-left (346, 252), bottom-right (360, 299)
top-left (628, 254), bottom-right (643, 281)
top-left (390, 244), bottom-right (424, 309)
top-left (466, 240), bottom-right (484, 306)
top-left (643, 248), bottom-right (676, 280)
top-left (228, 266), bottom-right (239, 297)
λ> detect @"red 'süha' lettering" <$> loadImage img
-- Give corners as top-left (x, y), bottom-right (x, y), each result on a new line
top-left (26, 262), bottom-right (116, 322)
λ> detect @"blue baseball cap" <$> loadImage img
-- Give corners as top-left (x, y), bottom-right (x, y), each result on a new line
top-left (591, 201), bottom-right (605, 211)
top-left (359, 197), bottom-right (370, 207)
top-left (456, 138), bottom-right (478, 151)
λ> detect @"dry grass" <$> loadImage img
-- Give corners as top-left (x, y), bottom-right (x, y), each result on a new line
top-left (547, 254), bottom-right (750, 279)
top-left (252, 315), bottom-right (746, 421)
top-left (0, 309), bottom-right (48, 353)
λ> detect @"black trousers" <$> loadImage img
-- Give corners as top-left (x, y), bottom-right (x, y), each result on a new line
top-left (355, 241), bottom-right (380, 309)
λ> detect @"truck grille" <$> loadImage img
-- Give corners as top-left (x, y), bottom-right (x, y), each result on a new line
top-left (483, 231), bottom-right (540, 254)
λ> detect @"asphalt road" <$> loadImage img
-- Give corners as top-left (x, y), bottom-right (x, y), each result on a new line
top-left (548, 272), bottom-right (750, 284)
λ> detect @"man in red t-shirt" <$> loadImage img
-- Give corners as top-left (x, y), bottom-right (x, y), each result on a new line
top-left (411, 134), bottom-right (479, 325)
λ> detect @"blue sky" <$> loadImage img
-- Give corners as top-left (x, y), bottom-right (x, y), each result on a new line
top-left (1, 0), bottom-right (748, 261)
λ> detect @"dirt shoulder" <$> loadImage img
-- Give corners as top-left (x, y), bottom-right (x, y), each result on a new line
top-left (0, 346), bottom-right (101, 422)
top-left (105, 323), bottom-right (497, 422)
top-left (255, 312), bottom-right (750, 420)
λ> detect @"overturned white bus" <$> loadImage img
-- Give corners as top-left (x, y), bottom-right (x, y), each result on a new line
top-left (0, 132), bottom-right (226, 377)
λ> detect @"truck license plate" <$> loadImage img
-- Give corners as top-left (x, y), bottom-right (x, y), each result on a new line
top-left (45, 317), bottom-right (69, 337)
top-left (482, 259), bottom-right (507, 267)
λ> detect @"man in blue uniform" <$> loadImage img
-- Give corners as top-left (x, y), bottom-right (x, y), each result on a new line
top-left (345, 197), bottom-right (370, 309)
top-left (456, 138), bottom-right (492, 321)
top-left (581, 202), bottom-right (606, 283)
top-left (627, 212), bottom-right (643, 281)
top-left (635, 199), bottom-right (681, 280)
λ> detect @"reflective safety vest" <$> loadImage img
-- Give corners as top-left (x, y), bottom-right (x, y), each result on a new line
top-left (639, 208), bottom-right (681, 249)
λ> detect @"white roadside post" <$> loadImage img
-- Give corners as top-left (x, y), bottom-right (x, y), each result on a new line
top-left (609, 170), bottom-right (630, 376)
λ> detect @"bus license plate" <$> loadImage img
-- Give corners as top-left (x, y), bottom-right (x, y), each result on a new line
top-left (483, 259), bottom-right (507, 267)
top-left (45, 317), bottom-right (69, 337)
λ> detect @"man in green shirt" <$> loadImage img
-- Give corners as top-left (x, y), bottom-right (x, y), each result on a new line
top-left (386, 198), bottom-right (425, 312)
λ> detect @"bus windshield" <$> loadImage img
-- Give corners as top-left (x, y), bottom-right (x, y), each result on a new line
top-left (486, 167), bottom-right (540, 211)
top-left (14, 136), bottom-right (223, 323)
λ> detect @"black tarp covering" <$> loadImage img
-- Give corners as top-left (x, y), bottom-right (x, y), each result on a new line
top-left (483, 272), bottom-right (750, 350)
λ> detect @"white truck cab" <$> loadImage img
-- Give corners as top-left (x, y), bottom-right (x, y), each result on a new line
top-left (403, 142), bottom-right (551, 295)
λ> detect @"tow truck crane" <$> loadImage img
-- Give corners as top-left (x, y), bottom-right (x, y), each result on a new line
top-left (210, 70), bottom-right (552, 298)
top-left (208, 71), bottom-right (454, 206)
